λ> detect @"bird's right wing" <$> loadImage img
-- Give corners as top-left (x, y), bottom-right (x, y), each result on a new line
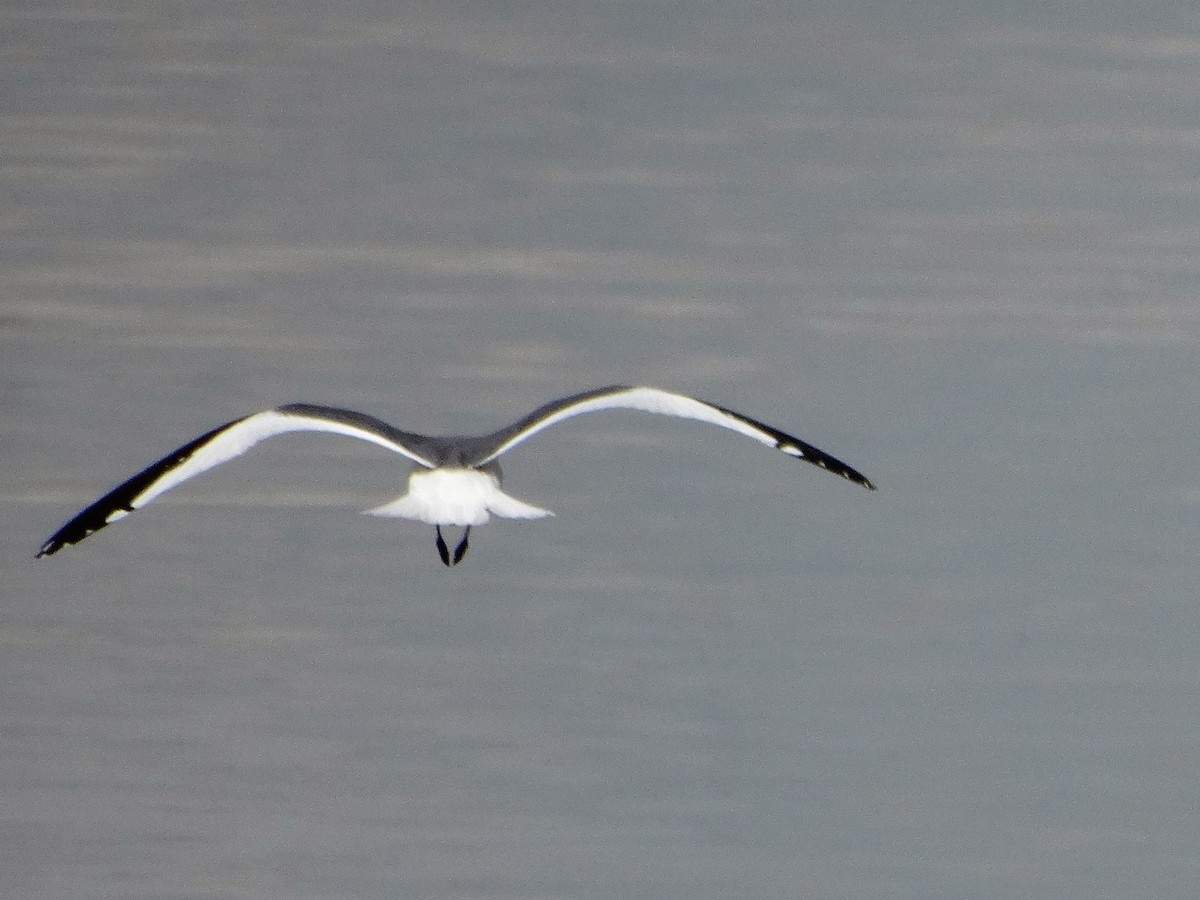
top-left (472, 385), bottom-right (876, 490)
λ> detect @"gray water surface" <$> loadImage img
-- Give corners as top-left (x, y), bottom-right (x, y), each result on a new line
top-left (5, 3), bottom-right (1200, 898)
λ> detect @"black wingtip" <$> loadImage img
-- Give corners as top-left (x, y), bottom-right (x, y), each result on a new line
top-left (801, 448), bottom-right (876, 493)
top-left (35, 515), bottom-right (109, 559)
top-left (851, 471), bottom-right (877, 491)
top-left (36, 530), bottom-right (76, 559)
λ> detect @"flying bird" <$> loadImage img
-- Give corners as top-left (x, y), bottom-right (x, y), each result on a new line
top-left (36, 385), bottom-right (875, 565)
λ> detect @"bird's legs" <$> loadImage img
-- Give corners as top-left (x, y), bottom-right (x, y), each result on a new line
top-left (434, 525), bottom-right (471, 566)
top-left (452, 526), bottom-right (470, 565)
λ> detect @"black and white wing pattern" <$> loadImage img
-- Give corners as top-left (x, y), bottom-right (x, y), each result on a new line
top-left (36, 404), bottom-right (434, 557)
top-left (471, 385), bottom-right (876, 489)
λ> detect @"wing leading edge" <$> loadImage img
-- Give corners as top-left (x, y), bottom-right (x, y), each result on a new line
top-left (36, 405), bottom-right (434, 557)
top-left (473, 385), bottom-right (876, 490)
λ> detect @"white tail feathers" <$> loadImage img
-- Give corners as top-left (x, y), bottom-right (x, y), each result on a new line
top-left (364, 468), bottom-right (552, 526)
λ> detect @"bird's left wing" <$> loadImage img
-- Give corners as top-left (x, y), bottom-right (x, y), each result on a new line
top-left (37, 404), bottom-right (435, 557)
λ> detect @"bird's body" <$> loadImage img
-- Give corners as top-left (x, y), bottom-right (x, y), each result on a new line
top-left (367, 465), bottom-right (550, 526)
top-left (37, 385), bottom-right (875, 565)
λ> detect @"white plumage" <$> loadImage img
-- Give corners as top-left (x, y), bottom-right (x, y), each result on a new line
top-left (366, 468), bottom-right (552, 526)
top-left (37, 385), bottom-right (874, 566)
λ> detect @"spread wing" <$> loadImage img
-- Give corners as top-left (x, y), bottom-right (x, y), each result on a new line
top-left (36, 403), bottom-right (434, 557)
top-left (471, 385), bottom-right (876, 489)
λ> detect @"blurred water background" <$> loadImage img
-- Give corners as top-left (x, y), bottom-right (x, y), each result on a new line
top-left (5, 2), bottom-right (1200, 898)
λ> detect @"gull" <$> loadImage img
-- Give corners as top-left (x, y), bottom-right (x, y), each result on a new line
top-left (36, 385), bottom-right (875, 565)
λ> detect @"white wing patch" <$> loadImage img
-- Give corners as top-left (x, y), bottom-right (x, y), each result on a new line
top-left (476, 386), bottom-right (783, 464)
top-left (39, 387), bottom-right (871, 559)
top-left (37, 404), bottom-right (439, 557)
top-left (131, 408), bottom-right (435, 510)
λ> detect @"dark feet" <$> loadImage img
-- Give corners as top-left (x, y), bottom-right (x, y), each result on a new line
top-left (452, 526), bottom-right (470, 565)
top-left (435, 525), bottom-right (471, 566)
top-left (435, 526), bottom-right (451, 566)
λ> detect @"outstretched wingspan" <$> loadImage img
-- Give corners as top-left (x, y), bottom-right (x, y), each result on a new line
top-left (471, 385), bottom-right (876, 489)
top-left (36, 404), bottom-right (434, 557)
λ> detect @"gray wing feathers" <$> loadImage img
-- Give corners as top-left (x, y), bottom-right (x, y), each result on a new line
top-left (37, 404), bottom-right (433, 556)
top-left (471, 385), bottom-right (876, 490)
